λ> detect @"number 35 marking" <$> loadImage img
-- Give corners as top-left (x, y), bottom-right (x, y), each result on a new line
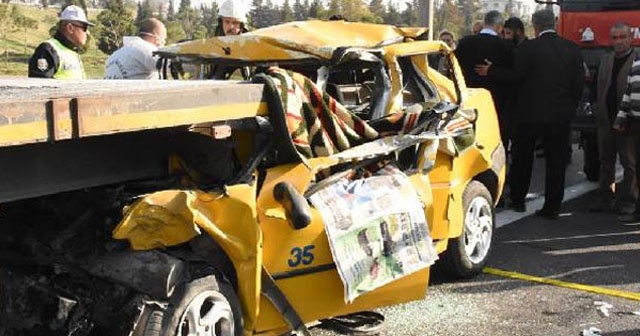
top-left (288, 245), bottom-right (315, 267)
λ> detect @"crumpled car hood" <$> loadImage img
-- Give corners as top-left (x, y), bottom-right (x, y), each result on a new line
top-left (156, 20), bottom-right (428, 62)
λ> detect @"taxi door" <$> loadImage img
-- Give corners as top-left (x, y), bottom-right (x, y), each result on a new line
top-left (254, 159), bottom-right (432, 334)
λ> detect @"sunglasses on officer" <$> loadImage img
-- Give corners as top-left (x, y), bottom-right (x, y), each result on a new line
top-left (69, 22), bottom-right (89, 32)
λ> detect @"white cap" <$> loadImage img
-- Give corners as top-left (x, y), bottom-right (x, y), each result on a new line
top-left (219, 0), bottom-right (249, 23)
top-left (60, 5), bottom-right (94, 26)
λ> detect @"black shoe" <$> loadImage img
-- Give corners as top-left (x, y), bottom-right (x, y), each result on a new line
top-left (535, 209), bottom-right (559, 220)
top-left (507, 200), bottom-right (526, 212)
top-left (589, 197), bottom-right (615, 213)
top-left (617, 213), bottom-right (640, 223)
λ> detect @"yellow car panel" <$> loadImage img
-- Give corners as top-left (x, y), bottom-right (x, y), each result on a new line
top-left (255, 156), bottom-right (433, 333)
top-left (158, 20), bottom-right (427, 61)
top-left (113, 185), bottom-right (264, 332)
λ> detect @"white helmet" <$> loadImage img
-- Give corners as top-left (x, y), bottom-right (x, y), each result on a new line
top-left (219, 0), bottom-right (249, 23)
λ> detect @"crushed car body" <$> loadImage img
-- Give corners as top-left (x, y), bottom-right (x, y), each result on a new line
top-left (0, 19), bottom-right (504, 336)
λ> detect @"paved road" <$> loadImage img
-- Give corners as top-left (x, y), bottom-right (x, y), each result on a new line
top-left (312, 145), bottom-right (640, 336)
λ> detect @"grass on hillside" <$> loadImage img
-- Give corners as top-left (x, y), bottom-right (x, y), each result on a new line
top-left (0, 4), bottom-right (107, 79)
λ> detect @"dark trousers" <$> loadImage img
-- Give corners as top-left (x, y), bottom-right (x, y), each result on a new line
top-left (597, 123), bottom-right (636, 210)
top-left (509, 121), bottom-right (571, 212)
top-left (628, 119), bottom-right (640, 213)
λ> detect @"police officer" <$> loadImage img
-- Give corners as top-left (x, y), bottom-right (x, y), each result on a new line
top-left (28, 5), bottom-right (93, 79)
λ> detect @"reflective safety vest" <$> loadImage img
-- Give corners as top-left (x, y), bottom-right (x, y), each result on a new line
top-left (46, 38), bottom-right (85, 80)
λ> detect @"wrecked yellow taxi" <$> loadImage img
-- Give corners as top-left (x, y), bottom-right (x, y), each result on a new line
top-left (146, 19), bottom-right (506, 335)
top-left (0, 20), bottom-right (504, 336)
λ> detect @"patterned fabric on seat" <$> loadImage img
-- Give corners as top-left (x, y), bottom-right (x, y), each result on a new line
top-left (262, 67), bottom-right (379, 160)
top-left (258, 67), bottom-right (476, 163)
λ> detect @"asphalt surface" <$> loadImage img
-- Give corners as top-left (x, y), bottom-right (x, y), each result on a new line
top-left (311, 144), bottom-right (640, 336)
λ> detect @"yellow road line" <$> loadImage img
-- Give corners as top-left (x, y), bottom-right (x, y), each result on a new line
top-left (483, 267), bottom-right (640, 302)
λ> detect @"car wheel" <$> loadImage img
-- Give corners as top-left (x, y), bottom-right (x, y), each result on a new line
top-left (139, 275), bottom-right (243, 336)
top-left (440, 181), bottom-right (494, 278)
top-left (582, 133), bottom-right (599, 182)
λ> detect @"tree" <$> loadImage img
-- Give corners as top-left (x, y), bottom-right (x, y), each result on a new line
top-left (327, 0), bottom-right (339, 18)
top-left (177, 0), bottom-right (190, 15)
top-left (280, 0), bottom-right (293, 22)
top-left (211, 2), bottom-right (219, 21)
top-left (307, 0), bottom-right (324, 19)
top-left (177, 7), bottom-right (201, 39)
top-left (251, 0), bottom-right (279, 28)
top-left (13, 10), bottom-right (39, 54)
top-left (165, 20), bottom-right (186, 44)
top-left (384, 2), bottom-right (402, 25)
top-left (292, 0), bottom-right (306, 21)
top-left (459, 0), bottom-right (481, 33)
top-left (135, 0), bottom-right (153, 24)
top-left (0, 4), bottom-right (13, 67)
top-left (200, 3), bottom-right (218, 37)
top-left (167, 0), bottom-right (176, 21)
top-left (157, 2), bottom-right (165, 21)
top-left (262, 0), bottom-right (281, 27)
top-left (41, 0), bottom-right (49, 9)
top-left (340, 0), bottom-right (376, 22)
top-left (435, 0), bottom-right (465, 38)
top-left (369, 0), bottom-right (384, 16)
top-left (175, 0), bottom-right (202, 39)
top-left (192, 24), bottom-right (208, 39)
top-left (249, 0), bottom-right (262, 27)
top-left (401, 0), bottom-right (418, 26)
top-left (96, 0), bottom-right (135, 54)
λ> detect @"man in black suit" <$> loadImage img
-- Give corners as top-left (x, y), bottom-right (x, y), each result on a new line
top-left (455, 10), bottom-right (512, 143)
top-left (476, 9), bottom-right (584, 219)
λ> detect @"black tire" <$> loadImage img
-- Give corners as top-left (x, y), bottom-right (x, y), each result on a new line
top-left (139, 275), bottom-right (243, 336)
top-left (440, 181), bottom-right (495, 279)
top-left (582, 133), bottom-right (599, 182)
top-left (142, 310), bottom-right (164, 336)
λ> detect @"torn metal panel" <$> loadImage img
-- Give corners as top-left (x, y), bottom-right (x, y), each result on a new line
top-left (157, 20), bottom-right (429, 63)
top-left (113, 190), bottom-right (204, 250)
top-left (112, 185), bottom-right (263, 333)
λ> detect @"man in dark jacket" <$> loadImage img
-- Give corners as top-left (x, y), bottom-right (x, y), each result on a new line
top-left (455, 10), bottom-right (512, 142)
top-left (503, 17), bottom-right (527, 47)
top-left (591, 22), bottom-right (637, 214)
top-left (476, 9), bottom-right (584, 218)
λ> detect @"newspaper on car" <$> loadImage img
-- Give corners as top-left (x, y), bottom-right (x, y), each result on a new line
top-left (309, 165), bottom-right (438, 302)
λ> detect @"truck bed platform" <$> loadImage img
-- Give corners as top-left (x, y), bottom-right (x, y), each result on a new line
top-left (0, 79), bottom-right (265, 147)
top-left (0, 79), bottom-right (266, 202)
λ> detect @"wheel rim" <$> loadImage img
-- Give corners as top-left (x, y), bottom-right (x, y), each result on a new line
top-left (463, 196), bottom-right (493, 264)
top-left (177, 290), bottom-right (235, 336)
